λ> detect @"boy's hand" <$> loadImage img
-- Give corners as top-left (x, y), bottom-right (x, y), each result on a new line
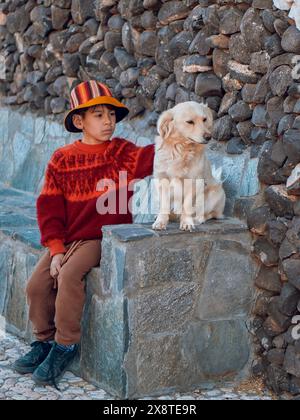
top-left (50, 253), bottom-right (65, 279)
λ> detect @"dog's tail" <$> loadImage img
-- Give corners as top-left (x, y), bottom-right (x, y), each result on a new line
top-left (211, 165), bottom-right (223, 183)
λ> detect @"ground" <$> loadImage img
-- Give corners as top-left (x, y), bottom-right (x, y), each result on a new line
top-left (0, 332), bottom-right (280, 401)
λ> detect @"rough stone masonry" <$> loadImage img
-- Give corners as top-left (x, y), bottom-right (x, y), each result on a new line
top-left (0, 0), bottom-right (300, 398)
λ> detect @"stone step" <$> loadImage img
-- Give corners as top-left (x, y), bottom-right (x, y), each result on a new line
top-left (0, 184), bottom-right (258, 397)
top-left (0, 182), bottom-right (41, 250)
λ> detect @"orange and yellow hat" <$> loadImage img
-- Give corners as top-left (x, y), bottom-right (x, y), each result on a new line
top-left (64, 80), bottom-right (129, 133)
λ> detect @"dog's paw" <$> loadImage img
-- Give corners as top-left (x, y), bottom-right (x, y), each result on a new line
top-left (152, 217), bottom-right (168, 230)
top-left (180, 217), bottom-right (195, 232)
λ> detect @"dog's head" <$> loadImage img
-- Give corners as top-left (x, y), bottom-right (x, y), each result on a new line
top-left (157, 101), bottom-right (213, 144)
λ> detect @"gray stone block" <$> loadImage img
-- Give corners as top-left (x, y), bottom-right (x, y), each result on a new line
top-left (80, 294), bottom-right (127, 397)
top-left (128, 283), bottom-right (198, 335)
top-left (106, 218), bottom-right (249, 239)
top-left (124, 239), bottom-right (212, 289)
top-left (124, 333), bottom-right (187, 397)
top-left (0, 241), bottom-right (13, 314)
top-left (83, 218), bottom-right (257, 397)
top-left (124, 319), bottom-right (250, 398)
top-left (5, 251), bottom-right (30, 334)
top-left (196, 239), bottom-right (257, 320)
top-left (182, 320), bottom-right (250, 378)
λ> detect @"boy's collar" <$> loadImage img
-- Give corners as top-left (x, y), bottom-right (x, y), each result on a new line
top-left (73, 139), bottom-right (113, 153)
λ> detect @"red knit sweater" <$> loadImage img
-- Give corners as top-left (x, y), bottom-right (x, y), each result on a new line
top-left (37, 137), bottom-right (155, 257)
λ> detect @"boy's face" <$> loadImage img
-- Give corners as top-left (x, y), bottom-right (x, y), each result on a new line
top-left (72, 105), bottom-right (117, 141)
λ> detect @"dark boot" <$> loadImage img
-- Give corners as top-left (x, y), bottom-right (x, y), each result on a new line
top-left (32, 343), bottom-right (78, 389)
top-left (13, 341), bottom-right (53, 374)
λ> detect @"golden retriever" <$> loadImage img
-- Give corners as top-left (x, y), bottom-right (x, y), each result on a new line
top-left (152, 101), bottom-right (226, 232)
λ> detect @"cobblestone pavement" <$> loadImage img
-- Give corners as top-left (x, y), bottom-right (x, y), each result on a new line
top-left (0, 332), bottom-right (280, 400)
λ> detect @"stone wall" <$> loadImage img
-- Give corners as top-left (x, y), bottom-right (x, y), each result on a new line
top-left (237, 4), bottom-right (300, 399)
top-left (1, 0), bottom-right (296, 218)
top-left (249, 135), bottom-right (300, 386)
top-left (0, 0), bottom-right (298, 157)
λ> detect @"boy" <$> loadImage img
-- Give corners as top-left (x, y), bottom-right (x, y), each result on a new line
top-left (13, 80), bottom-right (155, 388)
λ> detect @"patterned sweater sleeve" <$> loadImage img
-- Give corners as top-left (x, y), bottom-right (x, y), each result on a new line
top-left (114, 139), bottom-right (155, 180)
top-left (36, 151), bottom-right (67, 257)
top-left (133, 143), bottom-right (155, 180)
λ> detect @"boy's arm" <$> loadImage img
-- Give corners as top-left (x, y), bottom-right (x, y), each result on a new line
top-left (36, 155), bottom-right (67, 257)
top-left (117, 140), bottom-right (155, 180)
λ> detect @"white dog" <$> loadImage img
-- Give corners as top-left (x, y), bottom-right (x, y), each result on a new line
top-left (152, 101), bottom-right (226, 232)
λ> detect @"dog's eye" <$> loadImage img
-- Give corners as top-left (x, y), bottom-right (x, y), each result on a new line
top-left (203, 117), bottom-right (207, 122)
top-left (186, 121), bottom-right (194, 125)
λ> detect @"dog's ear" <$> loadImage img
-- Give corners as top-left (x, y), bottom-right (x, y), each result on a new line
top-left (157, 110), bottom-right (174, 139)
top-left (205, 105), bottom-right (214, 123)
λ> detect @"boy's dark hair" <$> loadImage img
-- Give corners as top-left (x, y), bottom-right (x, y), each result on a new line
top-left (73, 104), bottom-right (116, 118)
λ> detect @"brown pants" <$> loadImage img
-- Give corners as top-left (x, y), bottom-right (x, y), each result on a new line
top-left (26, 239), bottom-right (102, 346)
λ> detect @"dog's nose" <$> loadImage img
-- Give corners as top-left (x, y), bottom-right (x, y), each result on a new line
top-left (204, 132), bottom-right (211, 140)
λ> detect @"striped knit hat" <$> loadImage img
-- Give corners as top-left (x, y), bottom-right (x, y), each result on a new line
top-left (64, 80), bottom-right (130, 133)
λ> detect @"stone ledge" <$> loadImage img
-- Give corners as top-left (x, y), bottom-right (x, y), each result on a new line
top-left (102, 218), bottom-right (248, 242)
top-left (0, 183), bottom-right (258, 398)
